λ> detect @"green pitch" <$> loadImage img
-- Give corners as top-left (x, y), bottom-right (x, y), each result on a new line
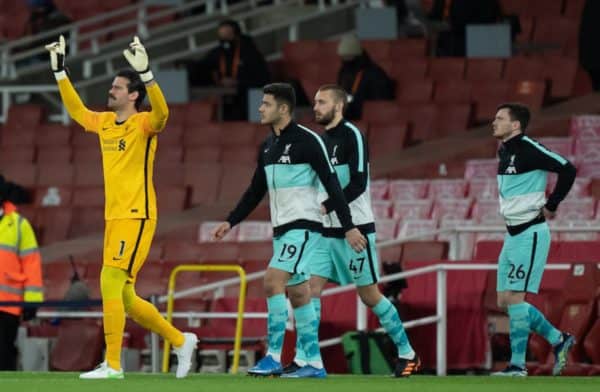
top-left (0, 373), bottom-right (598, 392)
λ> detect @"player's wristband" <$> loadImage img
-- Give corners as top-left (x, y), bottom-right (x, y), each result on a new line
top-left (139, 68), bottom-right (154, 84)
top-left (53, 70), bottom-right (67, 81)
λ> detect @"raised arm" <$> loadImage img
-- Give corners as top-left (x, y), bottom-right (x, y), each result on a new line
top-left (46, 35), bottom-right (102, 131)
top-left (123, 36), bottom-right (168, 132)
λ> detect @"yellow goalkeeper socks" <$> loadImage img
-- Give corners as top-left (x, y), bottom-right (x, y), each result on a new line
top-left (123, 284), bottom-right (184, 347)
top-left (100, 266), bottom-right (129, 371)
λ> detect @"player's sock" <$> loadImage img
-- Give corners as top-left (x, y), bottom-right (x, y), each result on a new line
top-left (372, 297), bottom-right (414, 359)
top-left (123, 284), bottom-right (184, 347)
top-left (100, 266), bottom-right (128, 371)
top-left (525, 302), bottom-right (562, 346)
top-left (507, 302), bottom-right (530, 367)
top-left (294, 297), bottom-right (321, 366)
top-left (266, 294), bottom-right (288, 362)
top-left (294, 301), bottom-right (323, 369)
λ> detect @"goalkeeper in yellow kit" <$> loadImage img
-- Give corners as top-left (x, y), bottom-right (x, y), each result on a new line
top-left (45, 35), bottom-right (197, 379)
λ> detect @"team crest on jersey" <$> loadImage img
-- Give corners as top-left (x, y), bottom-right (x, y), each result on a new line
top-left (278, 143), bottom-right (292, 164)
top-left (330, 145), bottom-right (339, 165)
top-left (118, 139), bottom-right (126, 151)
top-left (505, 155), bottom-right (516, 174)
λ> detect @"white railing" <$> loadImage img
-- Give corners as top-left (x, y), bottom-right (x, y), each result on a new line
top-left (0, 0), bottom-right (252, 79)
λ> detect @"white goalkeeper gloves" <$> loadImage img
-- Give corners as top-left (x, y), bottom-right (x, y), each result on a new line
top-left (45, 35), bottom-right (66, 80)
top-left (123, 36), bottom-right (154, 84)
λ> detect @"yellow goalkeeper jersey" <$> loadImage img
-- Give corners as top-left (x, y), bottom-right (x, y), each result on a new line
top-left (57, 77), bottom-right (168, 220)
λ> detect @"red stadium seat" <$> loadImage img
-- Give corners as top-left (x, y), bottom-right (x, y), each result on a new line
top-left (183, 122), bottom-right (221, 146)
top-left (68, 207), bottom-right (104, 238)
top-left (388, 58), bottom-right (429, 82)
top-left (537, 137), bottom-right (573, 157)
top-left (219, 122), bottom-right (257, 146)
top-left (389, 179), bottom-right (429, 199)
top-left (504, 57), bottom-right (545, 81)
top-left (464, 159), bottom-right (498, 179)
top-left (392, 199), bottom-right (433, 220)
top-left (34, 186), bottom-right (72, 207)
top-left (396, 80), bottom-right (434, 104)
top-left (465, 59), bottom-right (504, 81)
top-left (71, 186), bottom-right (104, 207)
top-left (532, 17), bottom-right (578, 55)
top-left (154, 145), bottom-right (183, 167)
top-left (184, 101), bottom-right (214, 128)
top-left (554, 198), bottom-right (595, 220)
top-left (543, 56), bottom-right (578, 99)
top-left (50, 320), bottom-right (103, 371)
top-left (36, 163), bottom-right (74, 186)
top-left (368, 123), bottom-right (408, 156)
top-left (370, 179), bottom-right (389, 200)
top-left (397, 219), bottom-right (438, 240)
top-left (72, 146), bottom-right (101, 164)
top-left (35, 124), bottom-right (72, 146)
top-left (515, 16), bottom-right (535, 44)
top-left (374, 219), bottom-right (397, 241)
top-left (238, 241), bottom-right (272, 263)
top-left (37, 146), bottom-right (71, 164)
top-left (2, 163), bottom-right (36, 187)
top-left (401, 240), bottom-right (448, 262)
top-left (184, 162), bottom-right (221, 206)
top-left (73, 162), bottom-right (103, 186)
top-left (507, 80), bottom-right (546, 111)
top-left (471, 199), bottom-right (503, 223)
top-left (390, 39), bottom-right (427, 59)
top-left (183, 146), bottom-right (221, 164)
top-left (527, 0), bottom-right (563, 16)
top-left (217, 164), bottom-right (255, 203)
top-left (565, 0), bottom-right (586, 19)
top-left (433, 80), bottom-right (472, 104)
top-left (431, 198), bottom-right (472, 220)
top-left (283, 41), bottom-right (320, 63)
top-left (5, 104), bottom-right (44, 131)
top-left (429, 179), bottom-right (468, 198)
top-left (156, 185), bottom-right (187, 213)
top-left (468, 179), bottom-right (498, 200)
top-left (577, 161), bottom-right (600, 178)
top-left (397, 103), bottom-right (437, 143)
top-left (221, 145), bottom-right (258, 164)
top-left (432, 103), bottom-right (472, 138)
top-left (158, 124), bottom-right (183, 146)
top-left (154, 165), bottom-right (185, 187)
top-left (574, 138), bottom-right (600, 161)
top-left (371, 200), bottom-right (392, 219)
top-left (428, 58), bottom-right (465, 81)
top-left (471, 80), bottom-right (510, 123)
top-left (361, 101), bottom-right (401, 124)
top-left (36, 207), bottom-right (73, 245)
top-left (0, 146), bottom-right (34, 163)
top-left (362, 40), bottom-right (392, 63)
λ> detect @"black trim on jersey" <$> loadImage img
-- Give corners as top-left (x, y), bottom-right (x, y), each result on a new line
top-left (507, 214), bottom-right (545, 236)
top-left (143, 136), bottom-right (152, 218)
top-left (127, 219), bottom-right (146, 274)
top-left (523, 231), bottom-right (537, 292)
top-left (364, 235), bottom-right (377, 285)
top-left (322, 222), bottom-right (376, 238)
top-left (273, 220), bottom-right (322, 238)
top-left (292, 231), bottom-right (310, 274)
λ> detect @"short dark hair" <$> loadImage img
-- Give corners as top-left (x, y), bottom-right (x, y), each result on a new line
top-left (263, 83), bottom-right (296, 114)
top-left (116, 68), bottom-right (146, 110)
top-left (496, 102), bottom-right (530, 131)
top-left (219, 19), bottom-right (241, 36)
top-left (318, 84), bottom-right (348, 110)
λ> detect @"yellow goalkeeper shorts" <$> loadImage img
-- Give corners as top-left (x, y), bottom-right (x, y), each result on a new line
top-left (103, 218), bottom-right (157, 281)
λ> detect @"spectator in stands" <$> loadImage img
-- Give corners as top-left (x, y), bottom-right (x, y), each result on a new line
top-left (285, 84), bottom-right (420, 378)
top-left (45, 35), bottom-right (197, 379)
top-left (211, 83), bottom-right (366, 378)
top-left (187, 19), bottom-right (270, 120)
top-left (0, 175), bottom-right (43, 371)
top-left (336, 34), bottom-right (394, 120)
top-left (579, 0), bottom-right (600, 91)
top-left (490, 103), bottom-right (576, 377)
